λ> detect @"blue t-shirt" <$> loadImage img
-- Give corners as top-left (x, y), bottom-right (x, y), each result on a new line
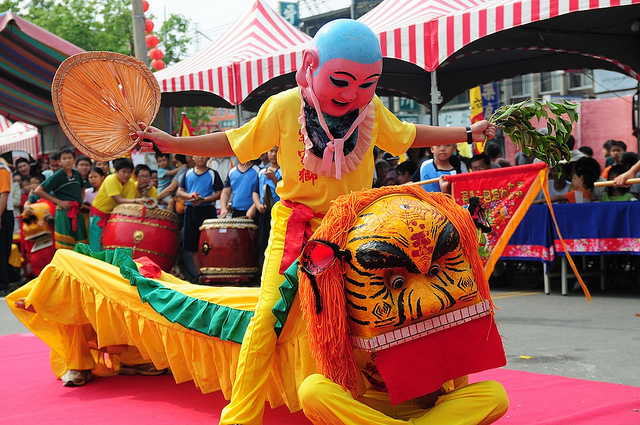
top-left (419, 158), bottom-right (468, 192)
top-left (157, 166), bottom-right (175, 192)
top-left (254, 167), bottom-right (282, 205)
top-left (224, 165), bottom-right (260, 211)
top-left (179, 168), bottom-right (223, 207)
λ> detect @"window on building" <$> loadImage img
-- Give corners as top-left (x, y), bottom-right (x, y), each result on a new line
top-left (511, 75), bottom-right (531, 98)
top-left (540, 72), bottom-right (558, 93)
top-left (568, 70), bottom-right (593, 90)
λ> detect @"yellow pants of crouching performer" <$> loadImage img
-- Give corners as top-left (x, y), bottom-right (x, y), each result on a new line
top-left (299, 374), bottom-right (509, 425)
top-left (219, 201), bottom-right (323, 425)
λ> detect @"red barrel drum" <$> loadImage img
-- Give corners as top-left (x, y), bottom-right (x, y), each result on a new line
top-left (102, 204), bottom-right (179, 272)
top-left (198, 218), bottom-right (259, 281)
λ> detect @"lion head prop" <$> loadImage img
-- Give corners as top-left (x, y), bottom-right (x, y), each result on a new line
top-left (299, 185), bottom-right (506, 405)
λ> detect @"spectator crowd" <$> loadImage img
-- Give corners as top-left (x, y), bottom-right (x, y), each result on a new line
top-left (1, 135), bottom-right (637, 295)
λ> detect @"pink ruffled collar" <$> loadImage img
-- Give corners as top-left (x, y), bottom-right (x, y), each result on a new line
top-left (298, 87), bottom-right (375, 180)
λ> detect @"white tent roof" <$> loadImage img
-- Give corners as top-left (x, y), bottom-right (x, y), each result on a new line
top-left (359, 0), bottom-right (640, 73)
top-left (0, 119), bottom-right (40, 159)
top-left (154, 0), bottom-right (311, 106)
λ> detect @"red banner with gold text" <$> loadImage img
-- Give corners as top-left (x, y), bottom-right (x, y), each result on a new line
top-left (446, 162), bottom-right (548, 279)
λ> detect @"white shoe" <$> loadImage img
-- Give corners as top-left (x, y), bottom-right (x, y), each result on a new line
top-left (61, 369), bottom-right (91, 387)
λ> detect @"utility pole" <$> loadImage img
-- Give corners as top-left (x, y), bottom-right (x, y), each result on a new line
top-left (131, 0), bottom-right (149, 65)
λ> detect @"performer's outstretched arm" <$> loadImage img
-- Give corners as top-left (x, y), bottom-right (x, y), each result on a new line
top-left (412, 120), bottom-right (496, 148)
top-left (138, 127), bottom-right (235, 157)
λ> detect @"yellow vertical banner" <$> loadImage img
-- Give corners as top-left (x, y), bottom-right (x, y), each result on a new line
top-left (469, 86), bottom-right (484, 154)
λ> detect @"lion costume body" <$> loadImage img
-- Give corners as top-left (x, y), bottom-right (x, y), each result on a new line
top-left (8, 186), bottom-right (508, 425)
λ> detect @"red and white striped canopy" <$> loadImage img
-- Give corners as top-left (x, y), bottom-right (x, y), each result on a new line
top-left (360, 0), bottom-right (640, 72)
top-left (155, 0), bottom-right (311, 106)
top-left (0, 120), bottom-right (40, 159)
top-left (0, 115), bottom-right (11, 132)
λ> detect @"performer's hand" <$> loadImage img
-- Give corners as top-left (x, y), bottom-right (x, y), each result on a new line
top-left (15, 298), bottom-right (36, 312)
top-left (439, 175), bottom-right (450, 194)
top-left (470, 120), bottom-right (497, 142)
top-left (136, 125), bottom-right (175, 153)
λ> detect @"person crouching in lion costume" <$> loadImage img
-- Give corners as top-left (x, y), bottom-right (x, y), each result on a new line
top-left (297, 184), bottom-right (509, 424)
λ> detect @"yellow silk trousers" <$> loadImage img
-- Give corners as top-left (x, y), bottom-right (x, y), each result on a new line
top-left (299, 374), bottom-right (509, 425)
top-left (220, 202), bottom-right (323, 425)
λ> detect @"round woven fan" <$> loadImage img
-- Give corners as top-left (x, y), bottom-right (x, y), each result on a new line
top-left (52, 51), bottom-right (161, 161)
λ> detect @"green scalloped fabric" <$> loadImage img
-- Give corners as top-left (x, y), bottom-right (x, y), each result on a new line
top-left (271, 261), bottom-right (300, 337)
top-left (72, 244), bottom-right (300, 344)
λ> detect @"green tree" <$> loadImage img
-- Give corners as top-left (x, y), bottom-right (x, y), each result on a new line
top-left (155, 13), bottom-right (191, 65)
top-left (0, 0), bottom-right (190, 65)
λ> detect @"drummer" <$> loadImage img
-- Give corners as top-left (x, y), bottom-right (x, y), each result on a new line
top-left (139, 19), bottom-right (497, 424)
top-left (88, 158), bottom-right (148, 252)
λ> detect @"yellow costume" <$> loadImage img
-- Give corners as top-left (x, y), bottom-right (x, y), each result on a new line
top-left (6, 247), bottom-right (313, 409)
top-left (219, 87), bottom-right (415, 424)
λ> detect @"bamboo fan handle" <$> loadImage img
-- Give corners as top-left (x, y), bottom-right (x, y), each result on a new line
top-left (594, 178), bottom-right (640, 187)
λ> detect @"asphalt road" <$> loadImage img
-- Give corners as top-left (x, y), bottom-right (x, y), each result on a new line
top-left (2, 264), bottom-right (639, 387)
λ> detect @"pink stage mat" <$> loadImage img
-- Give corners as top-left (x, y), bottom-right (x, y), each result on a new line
top-left (1, 333), bottom-right (639, 424)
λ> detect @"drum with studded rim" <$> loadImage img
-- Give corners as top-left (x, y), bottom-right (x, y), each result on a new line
top-left (198, 218), bottom-right (259, 281)
top-left (102, 204), bottom-right (179, 272)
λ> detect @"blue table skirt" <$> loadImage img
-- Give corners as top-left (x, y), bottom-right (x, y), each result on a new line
top-left (501, 201), bottom-right (640, 263)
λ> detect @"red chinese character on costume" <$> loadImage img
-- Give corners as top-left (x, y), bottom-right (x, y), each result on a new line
top-left (299, 168), bottom-right (318, 185)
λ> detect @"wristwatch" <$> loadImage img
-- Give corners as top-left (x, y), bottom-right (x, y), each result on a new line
top-left (465, 126), bottom-right (473, 144)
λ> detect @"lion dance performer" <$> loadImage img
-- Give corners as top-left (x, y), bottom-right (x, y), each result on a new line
top-left (8, 19), bottom-right (497, 425)
top-left (297, 185), bottom-right (508, 424)
top-left (140, 19), bottom-right (495, 423)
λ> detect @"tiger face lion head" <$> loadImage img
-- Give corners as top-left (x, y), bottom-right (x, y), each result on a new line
top-left (343, 194), bottom-right (479, 339)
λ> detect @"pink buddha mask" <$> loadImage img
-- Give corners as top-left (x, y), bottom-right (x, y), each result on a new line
top-left (296, 20), bottom-right (383, 118)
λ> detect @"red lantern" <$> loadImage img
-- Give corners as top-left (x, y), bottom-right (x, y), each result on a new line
top-left (142, 0), bottom-right (149, 12)
top-left (149, 48), bottom-right (164, 60)
top-left (146, 34), bottom-right (159, 48)
top-left (151, 59), bottom-right (165, 71)
top-left (145, 18), bottom-right (154, 33)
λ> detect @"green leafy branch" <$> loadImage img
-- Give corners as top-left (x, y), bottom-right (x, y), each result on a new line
top-left (489, 99), bottom-right (579, 174)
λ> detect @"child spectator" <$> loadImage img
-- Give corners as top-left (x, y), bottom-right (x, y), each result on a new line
top-left (417, 143), bottom-right (468, 192)
top-left (19, 176), bottom-right (30, 210)
top-left (484, 142), bottom-right (505, 168)
top-left (538, 163), bottom-right (598, 204)
top-left (373, 158), bottom-right (390, 187)
top-left (88, 158), bottom-right (144, 252)
top-left (155, 153), bottom-right (180, 210)
top-left (601, 140), bottom-right (626, 179)
top-left (382, 152), bottom-right (399, 183)
top-left (157, 154), bottom-right (188, 214)
top-left (469, 153), bottom-right (492, 172)
top-left (133, 164), bottom-right (158, 199)
top-left (395, 161), bottom-right (417, 185)
top-left (24, 173), bottom-right (45, 206)
top-left (151, 169), bottom-right (158, 188)
top-left (176, 156), bottom-right (223, 276)
top-left (253, 146), bottom-right (281, 263)
top-left (578, 146), bottom-right (593, 157)
top-left (602, 140), bottom-right (614, 167)
top-left (604, 165), bottom-right (637, 202)
top-left (94, 161), bottom-right (111, 176)
top-left (220, 160), bottom-right (260, 219)
top-left (84, 166), bottom-right (105, 208)
top-left (75, 155), bottom-right (93, 189)
top-left (34, 147), bottom-right (88, 250)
